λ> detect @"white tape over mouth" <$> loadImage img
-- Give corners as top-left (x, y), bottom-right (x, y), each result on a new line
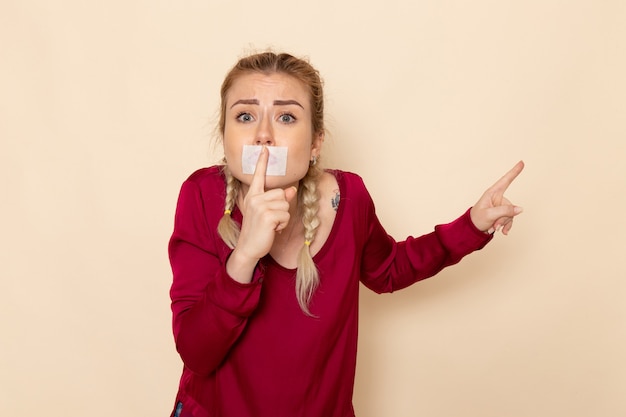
top-left (242, 145), bottom-right (288, 176)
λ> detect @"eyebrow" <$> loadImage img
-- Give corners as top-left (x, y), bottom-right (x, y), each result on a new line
top-left (273, 99), bottom-right (304, 108)
top-left (230, 99), bottom-right (304, 109)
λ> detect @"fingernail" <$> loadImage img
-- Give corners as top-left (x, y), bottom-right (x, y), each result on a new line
top-left (487, 228), bottom-right (495, 234)
top-left (514, 206), bottom-right (523, 214)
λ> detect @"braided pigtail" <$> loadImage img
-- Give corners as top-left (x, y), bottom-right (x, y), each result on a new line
top-left (217, 167), bottom-right (241, 249)
top-left (296, 164), bottom-right (322, 316)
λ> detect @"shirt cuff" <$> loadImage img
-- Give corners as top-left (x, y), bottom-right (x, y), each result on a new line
top-left (434, 208), bottom-right (493, 254)
top-left (208, 256), bottom-right (265, 317)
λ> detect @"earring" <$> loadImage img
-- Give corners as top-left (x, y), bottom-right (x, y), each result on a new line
top-left (310, 155), bottom-right (318, 166)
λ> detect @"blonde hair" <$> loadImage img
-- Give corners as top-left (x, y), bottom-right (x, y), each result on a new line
top-left (216, 52), bottom-right (325, 316)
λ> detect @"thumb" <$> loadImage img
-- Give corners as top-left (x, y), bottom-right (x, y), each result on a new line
top-left (488, 205), bottom-right (523, 222)
top-left (284, 186), bottom-right (298, 203)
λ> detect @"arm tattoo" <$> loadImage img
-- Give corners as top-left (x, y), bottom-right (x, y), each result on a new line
top-left (331, 189), bottom-right (340, 212)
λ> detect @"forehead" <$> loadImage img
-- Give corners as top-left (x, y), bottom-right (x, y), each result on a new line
top-left (226, 72), bottom-right (310, 106)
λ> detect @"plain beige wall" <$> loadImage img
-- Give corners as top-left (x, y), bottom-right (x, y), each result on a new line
top-left (2, 0), bottom-right (625, 416)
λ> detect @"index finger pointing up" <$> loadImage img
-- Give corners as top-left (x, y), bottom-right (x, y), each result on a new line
top-left (490, 160), bottom-right (525, 193)
top-left (249, 145), bottom-right (269, 194)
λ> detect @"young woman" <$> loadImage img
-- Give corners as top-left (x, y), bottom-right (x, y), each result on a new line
top-left (168, 52), bottom-right (524, 417)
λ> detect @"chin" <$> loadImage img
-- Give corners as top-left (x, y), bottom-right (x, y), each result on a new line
top-left (264, 176), bottom-right (300, 190)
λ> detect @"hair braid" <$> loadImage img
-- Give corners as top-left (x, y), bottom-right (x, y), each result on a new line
top-left (296, 164), bottom-right (322, 316)
top-left (217, 167), bottom-right (241, 249)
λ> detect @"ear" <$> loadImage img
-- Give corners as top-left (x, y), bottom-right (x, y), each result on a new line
top-left (311, 131), bottom-right (325, 158)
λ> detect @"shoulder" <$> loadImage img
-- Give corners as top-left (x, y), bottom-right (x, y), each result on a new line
top-left (326, 169), bottom-right (365, 188)
top-left (183, 166), bottom-right (226, 196)
top-left (177, 166), bottom-right (227, 211)
top-left (185, 165), bottom-right (225, 185)
top-left (324, 169), bottom-right (375, 220)
top-left (174, 166), bottom-right (226, 229)
top-left (326, 169), bottom-right (370, 198)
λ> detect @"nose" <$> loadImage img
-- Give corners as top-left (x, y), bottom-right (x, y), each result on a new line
top-left (254, 116), bottom-right (274, 146)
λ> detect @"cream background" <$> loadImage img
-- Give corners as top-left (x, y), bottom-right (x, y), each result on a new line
top-left (1, 0), bottom-right (625, 416)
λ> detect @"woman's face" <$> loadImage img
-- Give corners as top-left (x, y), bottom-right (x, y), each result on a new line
top-left (223, 72), bottom-right (322, 191)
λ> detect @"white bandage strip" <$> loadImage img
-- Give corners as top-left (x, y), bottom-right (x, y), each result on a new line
top-left (242, 145), bottom-right (288, 176)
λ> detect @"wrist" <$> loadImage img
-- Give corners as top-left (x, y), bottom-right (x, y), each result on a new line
top-left (468, 206), bottom-right (493, 235)
top-left (226, 248), bottom-right (260, 284)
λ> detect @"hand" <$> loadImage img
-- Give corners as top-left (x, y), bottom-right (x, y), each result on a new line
top-left (234, 146), bottom-right (298, 262)
top-left (470, 161), bottom-right (524, 235)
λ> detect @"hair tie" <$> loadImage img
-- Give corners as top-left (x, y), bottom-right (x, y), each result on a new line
top-left (304, 240), bottom-right (311, 246)
top-left (224, 209), bottom-right (232, 215)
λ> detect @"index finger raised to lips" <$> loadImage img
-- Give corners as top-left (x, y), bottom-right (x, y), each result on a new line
top-left (249, 145), bottom-right (269, 193)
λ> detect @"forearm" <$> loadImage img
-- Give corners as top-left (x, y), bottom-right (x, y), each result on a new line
top-left (172, 263), bottom-right (263, 375)
top-left (361, 209), bottom-right (492, 293)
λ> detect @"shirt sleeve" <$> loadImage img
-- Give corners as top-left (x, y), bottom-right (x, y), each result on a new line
top-left (168, 179), bottom-right (263, 376)
top-left (359, 187), bottom-right (492, 294)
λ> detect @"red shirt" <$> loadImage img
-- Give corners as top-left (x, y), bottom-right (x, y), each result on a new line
top-left (169, 167), bottom-right (492, 417)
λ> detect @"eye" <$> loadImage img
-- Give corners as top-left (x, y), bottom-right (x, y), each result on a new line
top-left (236, 112), bottom-right (254, 123)
top-left (278, 113), bottom-right (296, 124)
